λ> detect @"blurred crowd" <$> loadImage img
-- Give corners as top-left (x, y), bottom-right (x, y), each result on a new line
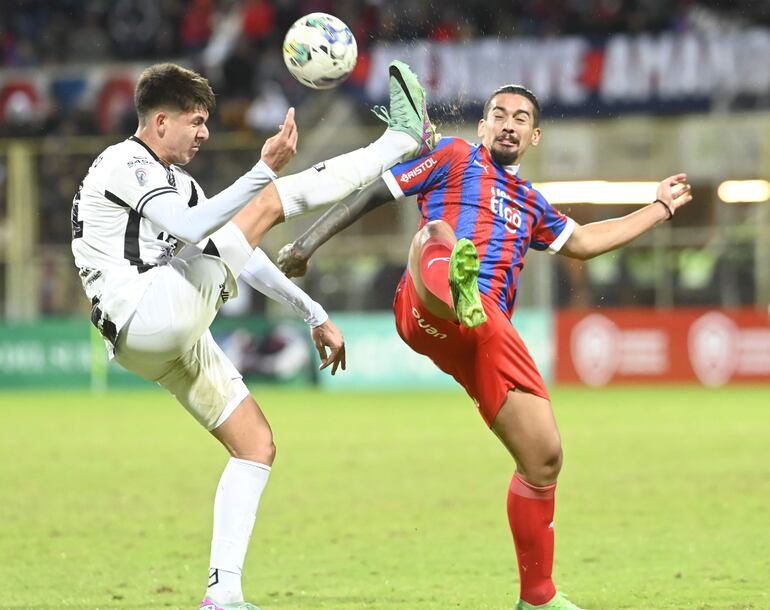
top-left (2, 0), bottom-right (769, 69)
top-left (1, 0), bottom-right (768, 138)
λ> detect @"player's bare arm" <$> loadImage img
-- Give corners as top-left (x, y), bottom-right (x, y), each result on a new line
top-left (277, 178), bottom-right (395, 277)
top-left (559, 173), bottom-right (692, 260)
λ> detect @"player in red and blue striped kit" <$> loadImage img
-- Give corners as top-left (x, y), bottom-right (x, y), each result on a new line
top-left (275, 82), bottom-right (693, 610)
top-left (381, 125), bottom-right (576, 415)
top-left (384, 133), bottom-right (575, 321)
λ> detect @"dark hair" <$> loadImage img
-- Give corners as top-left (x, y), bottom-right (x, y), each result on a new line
top-left (482, 84), bottom-right (541, 126)
top-left (135, 63), bottom-right (215, 120)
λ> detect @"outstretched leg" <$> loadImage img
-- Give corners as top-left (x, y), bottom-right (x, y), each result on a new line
top-left (231, 60), bottom-right (438, 247)
top-left (407, 220), bottom-right (487, 327)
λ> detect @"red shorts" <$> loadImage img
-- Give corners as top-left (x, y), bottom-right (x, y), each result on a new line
top-left (393, 273), bottom-right (549, 426)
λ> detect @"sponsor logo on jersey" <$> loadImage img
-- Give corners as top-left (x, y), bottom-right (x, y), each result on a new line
top-left (490, 186), bottom-right (522, 234)
top-left (473, 159), bottom-right (490, 174)
top-left (400, 156), bottom-right (437, 183)
top-left (313, 162), bottom-right (326, 172)
top-left (134, 168), bottom-right (148, 186)
top-left (127, 156), bottom-right (152, 168)
top-left (157, 232), bottom-right (178, 260)
top-left (411, 306), bottom-right (447, 339)
top-left (84, 269), bottom-right (102, 287)
top-left (219, 282), bottom-right (231, 304)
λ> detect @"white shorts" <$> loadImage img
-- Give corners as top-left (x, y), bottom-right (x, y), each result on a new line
top-left (114, 248), bottom-right (248, 429)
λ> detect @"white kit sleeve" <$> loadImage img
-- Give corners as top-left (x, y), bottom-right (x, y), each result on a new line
top-left (142, 161), bottom-right (277, 244)
top-left (240, 248), bottom-right (328, 327)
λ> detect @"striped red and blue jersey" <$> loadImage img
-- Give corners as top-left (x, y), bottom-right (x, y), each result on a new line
top-left (383, 137), bottom-right (575, 318)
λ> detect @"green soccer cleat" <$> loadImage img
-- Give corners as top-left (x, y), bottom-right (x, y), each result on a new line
top-left (371, 59), bottom-right (439, 156)
top-left (515, 592), bottom-right (585, 610)
top-left (449, 238), bottom-right (487, 328)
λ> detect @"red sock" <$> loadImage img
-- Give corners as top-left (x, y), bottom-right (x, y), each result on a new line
top-left (507, 472), bottom-right (557, 606)
top-left (418, 237), bottom-right (453, 307)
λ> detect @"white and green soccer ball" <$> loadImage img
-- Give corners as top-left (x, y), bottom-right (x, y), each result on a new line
top-left (282, 13), bottom-right (358, 90)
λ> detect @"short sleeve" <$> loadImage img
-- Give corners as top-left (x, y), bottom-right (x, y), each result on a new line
top-left (382, 137), bottom-right (461, 199)
top-left (530, 192), bottom-right (576, 254)
top-left (104, 155), bottom-right (178, 216)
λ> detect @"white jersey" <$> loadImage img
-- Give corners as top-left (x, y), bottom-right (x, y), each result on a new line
top-left (71, 135), bottom-right (327, 364)
top-left (71, 136), bottom-right (207, 344)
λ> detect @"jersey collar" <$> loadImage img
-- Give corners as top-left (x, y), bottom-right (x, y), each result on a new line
top-left (480, 144), bottom-right (521, 177)
top-left (503, 164), bottom-right (520, 176)
top-left (129, 135), bottom-right (169, 168)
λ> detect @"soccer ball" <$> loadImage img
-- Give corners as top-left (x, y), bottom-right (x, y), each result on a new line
top-left (282, 13), bottom-right (358, 90)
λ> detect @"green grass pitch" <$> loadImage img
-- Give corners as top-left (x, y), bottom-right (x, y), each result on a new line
top-left (1, 385), bottom-right (768, 610)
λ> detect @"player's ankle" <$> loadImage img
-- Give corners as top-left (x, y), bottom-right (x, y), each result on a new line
top-left (206, 568), bottom-right (243, 604)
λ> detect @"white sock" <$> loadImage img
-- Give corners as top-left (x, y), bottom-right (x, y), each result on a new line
top-left (368, 128), bottom-right (420, 168)
top-left (207, 457), bottom-right (271, 604)
top-left (277, 128), bottom-right (418, 218)
top-left (205, 221), bottom-right (254, 278)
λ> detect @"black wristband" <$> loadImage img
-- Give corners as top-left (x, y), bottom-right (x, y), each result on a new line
top-left (654, 198), bottom-right (673, 220)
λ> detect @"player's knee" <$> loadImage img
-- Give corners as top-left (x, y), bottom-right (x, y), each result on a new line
top-left (218, 409), bottom-right (277, 464)
top-left (410, 219), bottom-right (455, 269)
top-left (263, 438), bottom-right (277, 465)
top-left (232, 436), bottom-right (276, 465)
top-left (249, 427), bottom-right (277, 465)
top-left (421, 219), bottom-right (454, 240)
top-left (253, 422), bottom-right (277, 464)
top-left (520, 442), bottom-right (562, 486)
top-left (424, 218), bottom-right (450, 231)
top-left (244, 440), bottom-right (276, 466)
top-left (541, 444), bottom-right (563, 482)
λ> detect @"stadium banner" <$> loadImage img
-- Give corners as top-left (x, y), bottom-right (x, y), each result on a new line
top-left (367, 30), bottom-right (770, 114)
top-left (320, 309), bottom-right (553, 389)
top-left (0, 318), bottom-right (133, 389)
top-left (556, 308), bottom-right (770, 386)
top-left (2, 28), bottom-right (770, 133)
top-left (0, 317), bottom-right (316, 389)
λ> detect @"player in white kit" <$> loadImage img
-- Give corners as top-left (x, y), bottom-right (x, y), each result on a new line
top-left (71, 62), bottom-right (437, 609)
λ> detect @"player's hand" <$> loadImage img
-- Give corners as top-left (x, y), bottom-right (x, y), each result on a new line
top-left (311, 319), bottom-right (346, 375)
top-left (656, 173), bottom-right (693, 216)
top-left (277, 242), bottom-right (310, 278)
top-left (260, 107), bottom-right (298, 173)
